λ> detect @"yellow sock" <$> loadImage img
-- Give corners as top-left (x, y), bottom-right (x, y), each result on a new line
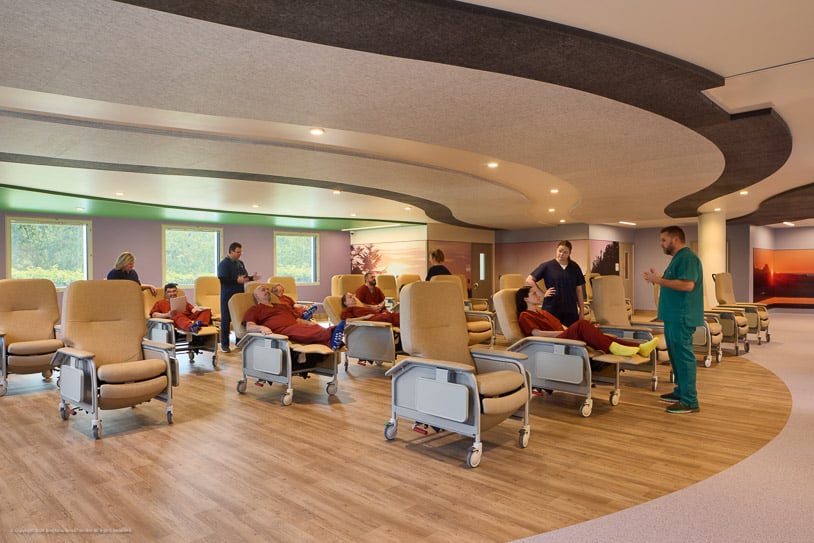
top-left (637, 337), bottom-right (660, 357)
top-left (609, 342), bottom-right (638, 357)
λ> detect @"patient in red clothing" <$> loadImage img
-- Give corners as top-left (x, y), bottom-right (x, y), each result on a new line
top-left (244, 285), bottom-right (344, 350)
top-left (515, 286), bottom-right (658, 358)
top-left (340, 292), bottom-right (400, 327)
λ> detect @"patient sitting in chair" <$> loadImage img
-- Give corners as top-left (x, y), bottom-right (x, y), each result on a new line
top-left (340, 292), bottom-right (400, 326)
top-left (150, 282), bottom-right (212, 333)
top-left (516, 286), bottom-right (658, 360)
top-left (270, 282), bottom-right (318, 320)
top-left (244, 285), bottom-right (345, 350)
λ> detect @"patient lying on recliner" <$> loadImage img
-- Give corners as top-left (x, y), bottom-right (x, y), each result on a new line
top-left (244, 285), bottom-right (345, 350)
top-left (151, 282), bottom-right (212, 333)
top-left (516, 286), bottom-right (658, 359)
top-left (340, 292), bottom-right (400, 326)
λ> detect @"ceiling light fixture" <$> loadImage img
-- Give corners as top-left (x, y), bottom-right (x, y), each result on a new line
top-left (559, 219), bottom-right (565, 223)
top-left (487, 162), bottom-right (498, 168)
top-left (739, 190), bottom-right (749, 195)
top-left (714, 208), bottom-right (721, 212)
top-left (550, 189), bottom-right (559, 194)
top-left (332, 190), bottom-right (341, 195)
top-left (783, 221), bottom-right (795, 227)
top-left (350, 213), bottom-right (356, 217)
top-left (548, 208), bottom-right (555, 213)
top-left (251, 204), bottom-right (259, 209)
top-left (75, 207), bottom-right (85, 212)
top-left (114, 191), bottom-right (124, 196)
top-left (618, 221), bottom-right (637, 226)
top-left (404, 206), bottom-right (411, 211)
top-left (309, 128), bottom-right (325, 136)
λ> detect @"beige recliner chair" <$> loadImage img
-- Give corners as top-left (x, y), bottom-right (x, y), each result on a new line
top-left (145, 286), bottom-right (219, 368)
top-left (231, 292), bottom-right (340, 406)
top-left (493, 288), bottom-right (651, 417)
top-left (713, 272), bottom-right (770, 345)
top-left (384, 281), bottom-right (530, 468)
top-left (323, 295), bottom-right (398, 370)
top-left (194, 276), bottom-right (221, 323)
top-left (498, 274), bottom-right (525, 290)
top-left (429, 275), bottom-right (494, 346)
top-left (396, 273), bottom-right (420, 294)
top-left (51, 280), bottom-right (176, 439)
top-left (332, 274), bottom-right (365, 297)
top-left (376, 274), bottom-right (398, 302)
top-left (0, 278), bottom-right (62, 396)
top-left (589, 275), bottom-right (661, 391)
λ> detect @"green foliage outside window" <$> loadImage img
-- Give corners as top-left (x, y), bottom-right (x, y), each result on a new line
top-left (8, 219), bottom-right (89, 288)
top-left (164, 227), bottom-right (221, 286)
top-left (275, 233), bottom-right (317, 284)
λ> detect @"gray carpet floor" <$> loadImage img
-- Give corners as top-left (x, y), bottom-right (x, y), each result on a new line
top-left (519, 309), bottom-right (813, 543)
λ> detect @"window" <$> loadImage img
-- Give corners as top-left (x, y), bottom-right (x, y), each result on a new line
top-left (6, 217), bottom-right (91, 288)
top-left (163, 226), bottom-right (222, 286)
top-left (275, 232), bottom-right (318, 284)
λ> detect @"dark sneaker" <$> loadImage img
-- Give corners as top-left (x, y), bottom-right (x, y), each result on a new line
top-left (301, 304), bottom-right (318, 321)
top-left (330, 320), bottom-right (346, 350)
top-left (659, 392), bottom-right (681, 403)
top-left (665, 401), bottom-right (700, 414)
top-left (220, 344), bottom-right (231, 353)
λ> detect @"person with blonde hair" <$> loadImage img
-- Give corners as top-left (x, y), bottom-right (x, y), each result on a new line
top-left (106, 251), bottom-right (157, 295)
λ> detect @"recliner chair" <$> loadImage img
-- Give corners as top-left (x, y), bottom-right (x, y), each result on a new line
top-left (323, 294), bottom-right (398, 370)
top-left (0, 278), bottom-right (62, 396)
top-left (396, 273), bottom-right (420, 294)
top-left (145, 286), bottom-right (219, 368)
top-left (429, 275), bottom-right (494, 346)
top-left (589, 275), bottom-right (661, 391)
top-left (230, 292), bottom-right (340, 405)
top-left (384, 281), bottom-right (530, 468)
top-left (493, 288), bottom-right (652, 416)
top-left (194, 276), bottom-right (221, 323)
top-left (51, 280), bottom-right (176, 439)
top-left (713, 272), bottom-right (770, 344)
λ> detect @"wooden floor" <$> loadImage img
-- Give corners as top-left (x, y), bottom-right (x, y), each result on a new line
top-left (0, 341), bottom-right (790, 543)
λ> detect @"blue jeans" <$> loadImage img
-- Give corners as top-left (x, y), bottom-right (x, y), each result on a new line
top-left (664, 323), bottom-right (698, 408)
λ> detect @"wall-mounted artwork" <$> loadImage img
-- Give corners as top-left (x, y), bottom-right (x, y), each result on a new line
top-left (753, 248), bottom-right (814, 301)
top-left (350, 241), bottom-right (426, 277)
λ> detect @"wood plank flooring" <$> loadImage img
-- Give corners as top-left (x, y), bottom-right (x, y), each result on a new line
top-left (0, 342), bottom-right (790, 543)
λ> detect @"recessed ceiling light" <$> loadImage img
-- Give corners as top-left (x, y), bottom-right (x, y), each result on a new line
top-left (486, 162), bottom-right (498, 168)
top-left (548, 208), bottom-right (555, 213)
top-left (559, 219), bottom-right (565, 223)
top-left (783, 221), bottom-right (795, 227)
top-left (714, 208), bottom-right (721, 212)
top-left (350, 213), bottom-right (356, 217)
top-left (404, 206), bottom-right (412, 211)
top-left (739, 190), bottom-right (749, 195)
top-left (618, 221), bottom-right (637, 226)
top-left (251, 204), bottom-right (259, 209)
top-left (333, 190), bottom-right (341, 195)
top-left (550, 189), bottom-right (559, 194)
top-left (310, 128), bottom-right (325, 136)
top-left (114, 191), bottom-right (124, 196)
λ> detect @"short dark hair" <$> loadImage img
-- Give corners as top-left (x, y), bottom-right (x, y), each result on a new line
top-left (164, 282), bottom-right (178, 291)
top-left (228, 242), bottom-right (242, 253)
top-left (660, 226), bottom-right (686, 243)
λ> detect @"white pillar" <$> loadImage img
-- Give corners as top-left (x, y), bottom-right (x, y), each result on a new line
top-left (697, 212), bottom-right (727, 307)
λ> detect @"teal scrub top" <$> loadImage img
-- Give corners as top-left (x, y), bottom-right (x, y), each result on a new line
top-left (657, 246), bottom-right (705, 327)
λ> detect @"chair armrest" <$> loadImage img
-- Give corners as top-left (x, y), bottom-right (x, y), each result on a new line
top-left (51, 346), bottom-right (95, 368)
top-left (142, 338), bottom-right (175, 355)
top-left (385, 357), bottom-right (474, 377)
top-left (346, 320), bottom-right (392, 329)
top-left (471, 348), bottom-right (528, 375)
top-left (513, 336), bottom-right (587, 349)
top-left (237, 331), bottom-right (289, 348)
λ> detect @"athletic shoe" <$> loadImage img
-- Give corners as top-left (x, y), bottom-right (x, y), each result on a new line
top-left (659, 391), bottom-right (681, 403)
top-left (330, 320), bottom-right (346, 350)
top-left (220, 344), bottom-right (231, 353)
top-left (665, 401), bottom-right (700, 414)
top-left (301, 304), bottom-right (318, 321)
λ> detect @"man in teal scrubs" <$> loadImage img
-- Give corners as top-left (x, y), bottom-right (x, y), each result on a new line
top-left (643, 226), bottom-right (704, 414)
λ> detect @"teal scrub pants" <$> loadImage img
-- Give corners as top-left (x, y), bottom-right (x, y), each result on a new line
top-left (664, 322), bottom-right (698, 408)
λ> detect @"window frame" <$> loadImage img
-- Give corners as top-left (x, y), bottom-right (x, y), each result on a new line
top-left (161, 225), bottom-right (223, 288)
top-left (274, 231), bottom-right (319, 285)
top-left (5, 216), bottom-right (93, 289)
